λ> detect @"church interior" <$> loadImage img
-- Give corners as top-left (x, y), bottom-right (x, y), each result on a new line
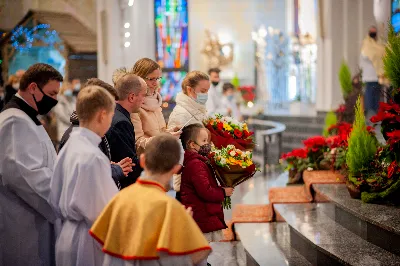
top-left (0, 0), bottom-right (399, 265)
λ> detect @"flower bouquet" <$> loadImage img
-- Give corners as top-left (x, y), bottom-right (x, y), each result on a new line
top-left (209, 145), bottom-right (258, 209)
top-left (204, 114), bottom-right (255, 151)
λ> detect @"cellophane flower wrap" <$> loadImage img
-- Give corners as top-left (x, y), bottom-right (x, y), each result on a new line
top-left (204, 114), bottom-right (255, 150)
top-left (209, 145), bottom-right (257, 209)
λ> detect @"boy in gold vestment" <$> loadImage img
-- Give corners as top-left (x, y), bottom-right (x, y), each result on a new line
top-left (90, 134), bottom-right (211, 266)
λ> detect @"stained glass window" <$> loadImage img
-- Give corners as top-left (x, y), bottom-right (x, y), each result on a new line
top-left (160, 71), bottom-right (187, 102)
top-left (155, 0), bottom-right (188, 101)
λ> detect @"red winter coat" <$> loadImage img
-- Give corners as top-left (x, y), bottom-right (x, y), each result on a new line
top-left (180, 150), bottom-right (227, 233)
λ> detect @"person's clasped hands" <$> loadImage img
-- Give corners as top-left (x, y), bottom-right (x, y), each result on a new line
top-left (111, 157), bottom-right (134, 177)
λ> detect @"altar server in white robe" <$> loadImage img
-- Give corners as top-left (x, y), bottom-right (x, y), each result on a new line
top-left (50, 85), bottom-right (119, 266)
top-left (0, 63), bottom-right (63, 266)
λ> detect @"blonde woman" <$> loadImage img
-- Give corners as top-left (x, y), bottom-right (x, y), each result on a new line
top-left (129, 58), bottom-right (181, 155)
top-left (167, 71), bottom-right (210, 129)
top-left (167, 71), bottom-right (211, 196)
top-left (53, 81), bottom-right (75, 142)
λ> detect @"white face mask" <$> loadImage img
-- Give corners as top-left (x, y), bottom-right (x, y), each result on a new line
top-left (12, 83), bottom-right (19, 90)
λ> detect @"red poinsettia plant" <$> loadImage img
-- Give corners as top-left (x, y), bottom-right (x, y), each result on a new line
top-left (238, 85), bottom-right (256, 103)
top-left (280, 148), bottom-right (308, 170)
top-left (370, 101), bottom-right (400, 140)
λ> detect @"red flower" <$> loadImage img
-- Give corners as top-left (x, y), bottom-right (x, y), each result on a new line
top-left (370, 111), bottom-right (396, 123)
top-left (336, 104), bottom-right (346, 113)
top-left (366, 126), bottom-right (375, 134)
top-left (303, 136), bottom-right (327, 149)
top-left (243, 130), bottom-right (253, 138)
top-left (378, 102), bottom-right (400, 113)
top-left (280, 148), bottom-right (307, 160)
top-left (234, 129), bottom-right (243, 138)
top-left (291, 148), bottom-right (308, 158)
top-left (387, 130), bottom-right (400, 145)
top-left (326, 135), bottom-right (341, 148)
top-left (217, 122), bottom-right (223, 131)
top-left (388, 161), bottom-right (399, 179)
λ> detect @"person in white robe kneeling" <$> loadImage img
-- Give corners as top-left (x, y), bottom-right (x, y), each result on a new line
top-left (0, 63), bottom-right (63, 266)
top-left (50, 85), bottom-right (119, 266)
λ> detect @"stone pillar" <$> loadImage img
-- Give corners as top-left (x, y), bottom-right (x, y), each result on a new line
top-left (96, 0), bottom-right (155, 84)
top-left (374, 0), bottom-right (391, 37)
top-left (96, 0), bottom-right (123, 84)
top-left (316, 0), bottom-right (375, 112)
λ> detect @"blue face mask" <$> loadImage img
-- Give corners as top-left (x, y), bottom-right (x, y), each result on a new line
top-left (227, 95), bottom-right (234, 101)
top-left (195, 92), bottom-right (208, 104)
top-left (64, 90), bottom-right (73, 97)
top-left (74, 83), bottom-right (81, 91)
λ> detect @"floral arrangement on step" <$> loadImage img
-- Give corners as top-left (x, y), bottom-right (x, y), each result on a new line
top-left (344, 25), bottom-right (400, 204)
top-left (209, 145), bottom-right (258, 209)
top-left (280, 135), bottom-right (332, 184)
top-left (204, 114), bottom-right (255, 150)
top-left (345, 95), bottom-right (400, 203)
top-left (279, 119), bottom-right (372, 184)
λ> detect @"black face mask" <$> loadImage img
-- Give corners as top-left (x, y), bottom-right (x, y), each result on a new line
top-left (369, 32), bottom-right (377, 39)
top-left (197, 143), bottom-right (212, 157)
top-left (32, 85), bottom-right (58, 115)
top-left (211, 81), bottom-right (219, 87)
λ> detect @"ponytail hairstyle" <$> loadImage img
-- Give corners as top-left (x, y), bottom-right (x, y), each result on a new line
top-left (181, 71), bottom-right (209, 95)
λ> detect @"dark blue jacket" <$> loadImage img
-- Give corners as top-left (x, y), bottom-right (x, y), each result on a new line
top-left (59, 111), bottom-right (124, 189)
top-left (106, 103), bottom-right (142, 188)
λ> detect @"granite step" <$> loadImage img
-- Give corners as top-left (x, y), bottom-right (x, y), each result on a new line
top-left (235, 222), bottom-right (311, 266)
top-left (313, 184), bottom-right (400, 256)
top-left (274, 203), bottom-right (400, 266)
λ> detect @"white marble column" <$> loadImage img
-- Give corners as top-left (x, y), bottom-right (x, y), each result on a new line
top-left (96, 0), bottom-right (155, 84)
top-left (316, 0), bottom-right (375, 112)
top-left (97, 0), bottom-right (123, 84)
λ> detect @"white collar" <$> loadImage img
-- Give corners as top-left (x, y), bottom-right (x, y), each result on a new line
top-left (15, 93), bottom-right (32, 106)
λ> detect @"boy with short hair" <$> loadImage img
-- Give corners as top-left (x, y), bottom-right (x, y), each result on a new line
top-left (90, 134), bottom-right (211, 266)
top-left (50, 85), bottom-right (119, 266)
top-left (58, 78), bottom-right (132, 189)
top-left (221, 82), bottom-right (242, 120)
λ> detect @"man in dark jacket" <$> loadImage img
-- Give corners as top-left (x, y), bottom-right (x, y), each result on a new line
top-left (106, 74), bottom-right (147, 188)
top-left (58, 78), bottom-right (132, 189)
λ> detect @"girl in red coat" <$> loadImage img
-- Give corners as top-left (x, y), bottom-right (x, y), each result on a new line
top-left (180, 124), bottom-right (234, 265)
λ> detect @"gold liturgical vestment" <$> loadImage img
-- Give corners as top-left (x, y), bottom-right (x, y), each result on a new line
top-left (90, 179), bottom-right (211, 265)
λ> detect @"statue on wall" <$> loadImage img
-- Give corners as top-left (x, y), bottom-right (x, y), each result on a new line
top-left (201, 30), bottom-right (233, 68)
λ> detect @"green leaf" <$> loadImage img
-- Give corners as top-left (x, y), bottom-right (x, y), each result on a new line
top-left (338, 61), bottom-right (353, 99)
top-left (323, 111), bottom-right (337, 136)
top-left (346, 97), bottom-right (378, 176)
